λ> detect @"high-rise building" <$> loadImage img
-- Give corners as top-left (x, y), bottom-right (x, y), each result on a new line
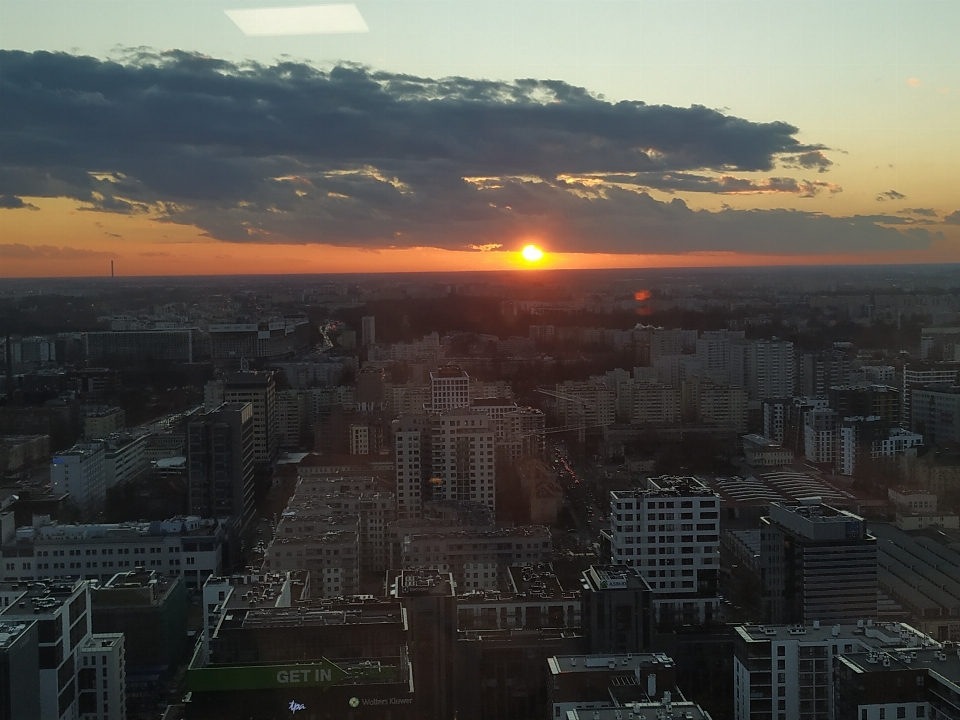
top-left (732, 339), bottom-right (795, 400)
top-left (580, 565), bottom-right (652, 654)
top-left (911, 385), bottom-right (960, 444)
top-left (431, 365), bottom-right (471, 411)
top-left (222, 371), bottom-right (278, 467)
top-left (50, 442), bottom-right (106, 519)
top-left (828, 384), bottom-right (900, 426)
top-left (902, 364), bottom-right (959, 427)
top-left (361, 315), bottom-right (376, 346)
top-left (734, 621), bottom-right (937, 720)
top-left (0, 619), bottom-right (40, 720)
top-left (187, 402), bottom-right (255, 529)
top-left (393, 415), bottom-right (430, 519)
top-left (427, 410), bottom-right (496, 511)
top-left (393, 410), bottom-right (496, 516)
top-left (803, 408), bottom-right (838, 464)
top-left (0, 580), bottom-right (126, 720)
top-left (608, 477), bottom-right (722, 626)
top-left (800, 349), bottom-right (853, 398)
top-left (760, 499), bottom-right (877, 624)
top-left (390, 570), bottom-right (457, 720)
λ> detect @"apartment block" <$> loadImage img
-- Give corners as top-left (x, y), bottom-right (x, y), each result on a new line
top-left (608, 476), bottom-right (722, 626)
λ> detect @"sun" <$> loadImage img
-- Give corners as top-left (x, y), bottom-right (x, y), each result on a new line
top-left (521, 244), bottom-right (544, 263)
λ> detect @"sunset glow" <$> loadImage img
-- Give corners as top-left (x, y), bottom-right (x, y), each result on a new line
top-left (521, 245), bottom-right (545, 263)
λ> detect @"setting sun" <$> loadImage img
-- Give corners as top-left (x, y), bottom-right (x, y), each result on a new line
top-left (521, 244), bottom-right (544, 262)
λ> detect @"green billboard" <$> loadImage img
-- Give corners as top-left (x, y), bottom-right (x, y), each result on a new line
top-left (188, 659), bottom-right (347, 692)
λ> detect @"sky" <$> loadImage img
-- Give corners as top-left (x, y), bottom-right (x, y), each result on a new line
top-left (0, 0), bottom-right (958, 277)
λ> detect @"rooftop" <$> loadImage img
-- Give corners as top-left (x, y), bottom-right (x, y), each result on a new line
top-left (548, 652), bottom-right (675, 675)
top-left (736, 621), bottom-right (937, 649)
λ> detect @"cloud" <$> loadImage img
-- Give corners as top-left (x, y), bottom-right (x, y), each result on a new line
top-left (139, 251), bottom-right (171, 257)
top-left (877, 190), bottom-right (907, 201)
top-left (945, 211), bottom-right (960, 225)
top-left (898, 208), bottom-right (938, 218)
top-left (0, 49), bottom-right (930, 255)
top-left (0, 244), bottom-right (112, 259)
top-left (908, 78), bottom-right (922, 87)
top-left (781, 150), bottom-right (834, 173)
top-left (0, 194), bottom-right (38, 210)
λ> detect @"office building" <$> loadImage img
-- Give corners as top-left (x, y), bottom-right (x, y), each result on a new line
top-left (733, 621), bottom-right (937, 720)
top-left (803, 408), bottom-right (838, 464)
top-left (911, 385), bottom-right (960, 445)
top-left (547, 652), bottom-right (680, 720)
top-left (50, 442), bottom-right (106, 520)
top-left (187, 402), bottom-right (255, 530)
top-left (608, 477), bottom-right (722, 626)
top-left (185, 597), bottom-right (415, 719)
top-left (0, 516), bottom-right (225, 590)
top-left (828, 384), bottom-right (900, 427)
top-left (207, 318), bottom-right (309, 360)
top-left (835, 646), bottom-right (960, 720)
top-left (580, 565), bottom-right (652, 654)
top-left (222, 371), bottom-right (278, 467)
top-left (0, 619), bottom-right (40, 720)
top-left (902, 364), bottom-right (958, 427)
top-left (0, 580), bottom-right (126, 720)
top-left (84, 329), bottom-right (197, 362)
top-left (91, 570), bottom-right (188, 669)
top-left (760, 499), bottom-right (877, 625)
top-left (393, 415), bottom-right (430, 519)
top-left (361, 315), bottom-right (376, 346)
top-left (431, 365), bottom-right (471, 411)
top-left (102, 434), bottom-right (149, 489)
top-left (82, 406), bottom-right (125, 440)
top-left (390, 570), bottom-right (457, 720)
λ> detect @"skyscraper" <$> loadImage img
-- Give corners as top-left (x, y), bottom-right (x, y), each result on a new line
top-left (222, 371), bottom-right (278, 467)
top-left (361, 315), bottom-right (376, 346)
top-left (187, 402), bottom-right (255, 530)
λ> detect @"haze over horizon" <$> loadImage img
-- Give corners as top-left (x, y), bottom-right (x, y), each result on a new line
top-left (1, 0), bottom-right (958, 277)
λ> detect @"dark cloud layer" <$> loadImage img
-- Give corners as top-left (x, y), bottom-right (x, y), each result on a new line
top-left (945, 211), bottom-right (960, 226)
top-left (0, 194), bottom-right (38, 210)
top-left (0, 49), bottom-right (934, 255)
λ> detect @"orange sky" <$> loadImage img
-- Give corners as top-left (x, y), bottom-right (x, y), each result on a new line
top-left (2, 197), bottom-right (959, 278)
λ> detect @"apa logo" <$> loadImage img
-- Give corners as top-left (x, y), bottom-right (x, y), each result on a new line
top-left (288, 700), bottom-right (306, 714)
top-left (349, 697), bottom-right (360, 708)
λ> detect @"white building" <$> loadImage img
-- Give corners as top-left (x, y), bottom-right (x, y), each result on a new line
top-left (0, 516), bottom-right (224, 591)
top-left (431, 365), bottom-right (471, 411)
top-left (393, 415), bottom-right (429, 519)
top-left (103, 434), bottom-right (148, 489)
top-left (428, 410), bottom-right (496, 512)
top-left (734, 622), bottom-right (938, 720)
top-left (349, 424), bottom-right (370, 455)
top-left (0, 580), bottom-right (127, 720)
top-left (608, 476), bottom-right (722, 625)
top-left (51, 442), bottom-right (106, 519)
top-left (633, 382), bottom-right (680, 425)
